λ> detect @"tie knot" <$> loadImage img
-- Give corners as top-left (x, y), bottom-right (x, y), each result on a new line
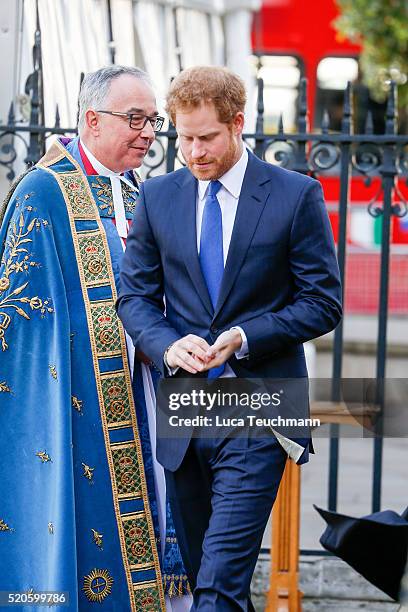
top-left (208, 180), bottom-right (222, 198)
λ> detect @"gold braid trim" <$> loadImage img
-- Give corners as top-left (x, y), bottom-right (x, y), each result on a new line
top-left (37, 139), bottom-right (165, 611)
top-left (164, 574), bottom-right (192, 598)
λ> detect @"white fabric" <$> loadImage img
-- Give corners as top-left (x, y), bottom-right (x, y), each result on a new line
top-left (142, 358), bottom-right (193, 612)
top-left (231, 326), bottom-right (249, 359)
top-left (165, 594), bottom-right (193, 611)
top-left (132, 2), bottom-right (179, 107)
top-left (131, 1), bottom-right (224, 106)
top-left (141, 365), bottom-right (167, 557)
top-left (19, 0), bottom-right (110, 127)
top-left (110, 178), bottom-right (128, 240)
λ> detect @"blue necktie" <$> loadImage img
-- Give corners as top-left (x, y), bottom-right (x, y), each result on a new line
top-left (199, 180), bottom-right (225, 378)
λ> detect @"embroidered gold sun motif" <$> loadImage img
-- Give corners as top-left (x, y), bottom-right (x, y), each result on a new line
top-left (49, 365), bottom-right (57, 380)
top-left (0, 207), bottom-right (53, 351)
top-left (0, 519), bottom-right (12, 531)
top-left (91, 529), bottom-right (103, 549)
top-left (72, 396), bottom-right (83, 412)
top-left (83, 569), bottom-right (113, 603)
top-left (82, 463), bottom-right (94, 481)
top-left (0, 381), bottom-right (11, 393)
top-left (36, 451), bottom-right (51, 463)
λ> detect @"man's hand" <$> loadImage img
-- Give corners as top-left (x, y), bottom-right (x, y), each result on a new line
top-left (205, 329), bottom-right (242, 369)
top-left (166, 334), bottom-right (212, 374)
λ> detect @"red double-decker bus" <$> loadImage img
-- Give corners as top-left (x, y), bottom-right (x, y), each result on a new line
top-left (251, 0), bottom-right (408, 315)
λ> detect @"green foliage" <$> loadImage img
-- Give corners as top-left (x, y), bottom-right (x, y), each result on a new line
top-left (334, 0), bottom-right (408, 107)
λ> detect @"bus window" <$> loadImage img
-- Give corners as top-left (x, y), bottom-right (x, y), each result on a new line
top-left (251, 55), bottom-right (302, 133)
top-left (315, 56), bottom-right (359, 131)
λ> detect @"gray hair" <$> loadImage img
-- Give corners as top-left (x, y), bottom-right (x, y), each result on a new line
top-left (77, 65), bottom-right (151, 133)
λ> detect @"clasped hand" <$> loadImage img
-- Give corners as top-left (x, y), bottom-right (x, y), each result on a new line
top-left (166, 330), bottom-right (242, 374)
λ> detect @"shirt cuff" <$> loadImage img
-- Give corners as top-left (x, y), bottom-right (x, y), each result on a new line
top-left (163, 343), bottom-right (179, 376)
top-left (231, 326), bottom-right (249, 359)
top-left (165, 364), bottom-right (179, 376)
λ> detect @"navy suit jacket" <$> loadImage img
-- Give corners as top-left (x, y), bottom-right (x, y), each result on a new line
top-left (117, 151), bottom-right (342, 470)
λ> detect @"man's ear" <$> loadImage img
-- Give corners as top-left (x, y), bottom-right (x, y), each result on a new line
top-left (232, 111), bottom-right (245, 136)
top-left (85, 109), bottom-right (100, 136)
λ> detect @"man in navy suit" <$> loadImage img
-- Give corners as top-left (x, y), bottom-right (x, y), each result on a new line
top-left (118, 66), bottom-right (342, 610)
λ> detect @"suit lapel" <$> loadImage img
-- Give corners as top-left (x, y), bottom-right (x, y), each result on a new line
top-left (214, 153), bottom-right (271, 319)
top-left (172, 170), bottom-right (213, 316)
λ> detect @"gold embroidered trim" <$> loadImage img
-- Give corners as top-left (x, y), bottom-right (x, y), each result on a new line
top-left (38, 140), bottom-right (165, 611)
top-left (37, 149), bottom-right (66, 168)
top-left (107, 421), bottom-right (132, 430)
top-left (101, 370), bottom-right (133, 428)
top-left (164, 573), bottom-right (192, 597)
top-left (111, 442), bottom-right (142, 499)
top-left (90, 301), bottom-right (122, 357)
top-left (89, 177), bottom-right (138, 217)
top-left (129, 562), bottom-right (155, 571)
top-left (118, 492), bottom-right (140, 501)
top-left (77, 231), bottom-right (110, 287)
top-left (91, 177), bottom-right (114, 215)
top-left (133, 581), bottom-right (163, 610)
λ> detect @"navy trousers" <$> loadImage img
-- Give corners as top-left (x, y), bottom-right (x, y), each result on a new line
top-left (165, 432), bottom-right (287, 611)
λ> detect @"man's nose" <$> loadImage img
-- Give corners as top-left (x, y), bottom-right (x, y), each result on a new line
top-left (139, 121), bottom-right (155, 140)
top-left (191, 140), bottom-right (205, 159)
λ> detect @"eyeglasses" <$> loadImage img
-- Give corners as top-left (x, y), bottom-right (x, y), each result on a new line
top-left (97, 111), bottom-right (165, 132)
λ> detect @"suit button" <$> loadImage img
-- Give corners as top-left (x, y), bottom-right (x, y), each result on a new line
top-left (210, 326), bottom-right (218, 334)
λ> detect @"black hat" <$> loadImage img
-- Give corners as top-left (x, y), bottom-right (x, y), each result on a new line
top-left (315, 504), bottom-right (408, 601)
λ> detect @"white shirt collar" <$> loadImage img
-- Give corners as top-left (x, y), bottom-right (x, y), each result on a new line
top-left (198, 146), bottom-right (248, 201)
top-left (80, 139), bottom-right (121, 177)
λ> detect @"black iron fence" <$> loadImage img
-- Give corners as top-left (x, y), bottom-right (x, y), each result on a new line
top-left (1, 26), bottom-right (408, 556)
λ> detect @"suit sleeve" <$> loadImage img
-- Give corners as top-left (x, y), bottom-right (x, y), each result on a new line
top-left (239, 180), bottom-right (342, 359)
top-left (116, 183), bottom-right (181, 375)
